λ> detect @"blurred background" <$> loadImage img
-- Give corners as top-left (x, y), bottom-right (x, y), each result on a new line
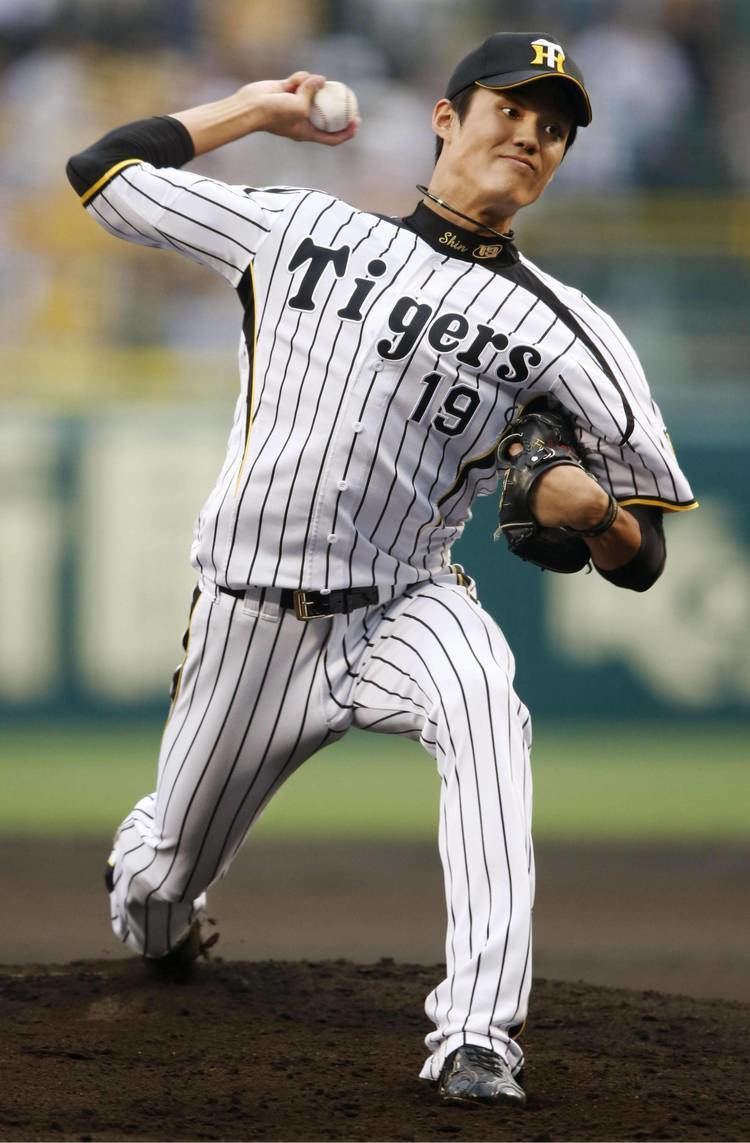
top-left (0, 0), bottom-right (747, 998)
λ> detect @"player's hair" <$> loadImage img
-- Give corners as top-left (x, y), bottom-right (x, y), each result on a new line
top-left (433, 81), bottom-right (578, 163)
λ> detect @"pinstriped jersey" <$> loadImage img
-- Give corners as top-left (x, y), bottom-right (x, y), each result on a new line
top-left (85, 161), bottom-right (696, 592)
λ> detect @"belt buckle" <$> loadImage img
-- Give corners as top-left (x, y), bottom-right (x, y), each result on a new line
top-left (292, 589), bottom-right (334, 621)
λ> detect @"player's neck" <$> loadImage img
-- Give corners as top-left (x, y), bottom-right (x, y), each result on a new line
top-left (422, 181), bottom-right (514, 238)
top-left (403, 201), bottom-right (519, 266)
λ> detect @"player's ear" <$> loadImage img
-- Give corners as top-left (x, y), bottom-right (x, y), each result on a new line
top-left (432, 99), bottom-right (456, 145)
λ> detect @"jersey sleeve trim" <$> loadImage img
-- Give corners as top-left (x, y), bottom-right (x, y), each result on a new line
top-left (80, 159), bottom-right (144, 205)
top-left (67, 115), bottom-right (195, 200)
top-left (618, 495), bottom-right (699, 513)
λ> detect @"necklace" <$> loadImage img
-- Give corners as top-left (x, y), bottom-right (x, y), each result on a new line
top-left (416, 185), bottom-right (514, 242)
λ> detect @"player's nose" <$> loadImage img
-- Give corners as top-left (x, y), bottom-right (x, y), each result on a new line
top-left (511, 114), bottom-right (540, 155)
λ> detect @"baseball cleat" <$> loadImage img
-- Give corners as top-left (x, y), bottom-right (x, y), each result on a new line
top-left (145, 919), bottom-right (220, 978)
top-left (104, 850), bottom-right (216, 975)
top-left (438, 1045), bottom-right (526, 1107)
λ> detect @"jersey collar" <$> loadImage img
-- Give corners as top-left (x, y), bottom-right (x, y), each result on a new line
top-left (401, 202), bottom-right (520, 266)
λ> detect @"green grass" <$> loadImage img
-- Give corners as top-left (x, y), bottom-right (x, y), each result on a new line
top-left (0, 723), bottom-right (747, 842)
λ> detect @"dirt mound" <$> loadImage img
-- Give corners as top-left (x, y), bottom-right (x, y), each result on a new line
top-left (1, 958), bottom-right (748, 1142)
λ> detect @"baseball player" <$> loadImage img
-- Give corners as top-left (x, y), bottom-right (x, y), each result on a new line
top-left (66, 32), bottom-right (695, 1108)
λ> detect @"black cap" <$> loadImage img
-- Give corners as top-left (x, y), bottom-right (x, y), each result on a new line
top-left (446, 32), bottom-right (592, 127)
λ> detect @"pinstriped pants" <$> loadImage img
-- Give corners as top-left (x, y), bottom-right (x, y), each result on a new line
top-left (108, 571), bottom-right (534, 1079)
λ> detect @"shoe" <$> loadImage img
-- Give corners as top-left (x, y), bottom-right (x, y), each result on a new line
top-left (145, 918), bottom-right (220, 978)
top-left (438, 1045), bottom-right (526, 1107)
top-left (104, 859), bottom-right (218, 976)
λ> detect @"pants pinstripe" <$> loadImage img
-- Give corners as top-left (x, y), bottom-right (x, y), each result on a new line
top-left (108, 572), bottom-right (534, 1079)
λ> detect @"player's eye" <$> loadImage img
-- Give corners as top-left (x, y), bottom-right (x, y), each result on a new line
top-left (544, 122), bottom-right (564, 140)
top-left (500, 105), bottom-right (520, 118)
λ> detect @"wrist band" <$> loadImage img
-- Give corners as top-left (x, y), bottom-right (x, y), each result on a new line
top-left (574, 492), bottom-right (619, 537)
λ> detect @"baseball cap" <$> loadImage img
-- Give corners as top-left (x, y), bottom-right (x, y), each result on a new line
top-left (446, 32), bottom-right (592, 127)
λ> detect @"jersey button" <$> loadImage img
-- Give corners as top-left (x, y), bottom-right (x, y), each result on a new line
top-left (337, 480), bottom-right (348, 491)
top-left (327, 534), bottom-right (337, 544)
top-left (352, 421), bottom-right (364, 432)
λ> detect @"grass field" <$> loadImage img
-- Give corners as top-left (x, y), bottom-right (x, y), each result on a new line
top-left (1, 722), bottom-right (747, 842)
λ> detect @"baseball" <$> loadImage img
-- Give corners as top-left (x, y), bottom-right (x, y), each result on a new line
top-left (309, 81), bottom-right (358, 133)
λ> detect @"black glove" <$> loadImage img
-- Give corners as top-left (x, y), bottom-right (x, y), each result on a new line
top-left (494, 399), bottom-right (617, 573)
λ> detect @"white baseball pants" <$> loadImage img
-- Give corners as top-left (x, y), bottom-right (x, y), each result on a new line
top-left (108, 571), bottom-right (534, 1078)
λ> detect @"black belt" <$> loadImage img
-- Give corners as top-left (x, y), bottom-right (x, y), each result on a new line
top-left (217, 584), bottom-right (380, 620)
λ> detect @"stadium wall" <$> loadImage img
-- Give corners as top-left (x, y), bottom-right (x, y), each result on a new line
top-left (1, 403), bottom-right (748, 721)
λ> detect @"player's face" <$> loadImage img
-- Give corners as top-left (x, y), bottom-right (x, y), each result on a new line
top-left (432, 84), bottom-right (574, 228)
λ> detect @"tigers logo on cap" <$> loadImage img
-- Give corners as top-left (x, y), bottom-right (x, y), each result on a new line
top-left (530, 38), bottom-right (566, 74)
top-left (444, 32), bottom-right (592, 126)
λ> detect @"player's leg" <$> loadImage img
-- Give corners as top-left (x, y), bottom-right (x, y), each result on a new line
top-left (350, 575), bottom-right (533, 1081)
top-left (108, 585), bottom-right (343, 958)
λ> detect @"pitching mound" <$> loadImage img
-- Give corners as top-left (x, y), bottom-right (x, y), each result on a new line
top-left (1, 959), bottom-right (748, 1142)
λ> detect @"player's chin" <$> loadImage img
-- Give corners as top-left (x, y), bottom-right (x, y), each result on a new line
top-left (502, 180), bottom-right (545, 213)
top-left (485, 187), bottom-right (534, 220)
top-left (485, 170), bottom-right (537, 212)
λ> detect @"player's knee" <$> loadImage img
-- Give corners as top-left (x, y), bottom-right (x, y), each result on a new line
top-left (439, 659), bottom-right (512, 724)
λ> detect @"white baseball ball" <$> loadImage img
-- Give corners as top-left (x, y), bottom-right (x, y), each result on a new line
top-left (309, 81), bottom-right (358, 133)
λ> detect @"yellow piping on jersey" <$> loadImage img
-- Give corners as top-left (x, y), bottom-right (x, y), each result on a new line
top-left (235, 261), bottom-right (258, 492)
top-left (618, 496), bottom-right (699, 512)
top-left (435, 439), bottom-right (499, 524)
top-left (167, 586), bottom-right (201, 718)
top-left (80, 159), bottom-right (144, 205)
top-left (413, 435), bottom-right (511, 551)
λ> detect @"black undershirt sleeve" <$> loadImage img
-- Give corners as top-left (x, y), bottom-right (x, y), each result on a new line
top-left (595, 505), bottom-right (666, 592)
top-left (66, 115), bottom-right (195, 198)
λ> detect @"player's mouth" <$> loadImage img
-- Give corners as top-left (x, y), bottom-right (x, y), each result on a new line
top-left (501, 155), bottom-right (536, 172)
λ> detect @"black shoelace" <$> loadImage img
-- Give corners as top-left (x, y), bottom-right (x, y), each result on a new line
top-left (460, 1045), bottom-right (505, 1074)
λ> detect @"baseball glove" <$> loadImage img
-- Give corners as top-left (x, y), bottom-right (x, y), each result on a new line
top-left (494, 398), bottom-right (612, 573)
